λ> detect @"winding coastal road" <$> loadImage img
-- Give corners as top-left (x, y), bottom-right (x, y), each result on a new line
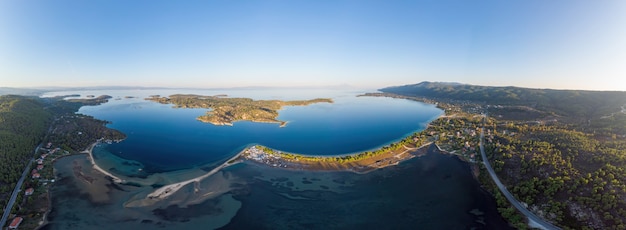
top-left (0, 144), bottom-right (41, 228)
top-left (479, 114), bottom-right (560, 230)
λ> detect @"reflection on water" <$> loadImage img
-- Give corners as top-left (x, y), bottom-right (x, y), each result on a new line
top-left (41, 89), bottom-right (509, 229)
top-left (43, 148), bottom-right (512, 230)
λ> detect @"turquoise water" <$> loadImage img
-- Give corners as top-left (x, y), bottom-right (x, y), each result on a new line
top-left (41, 89), bottom-right (512, 229)
top-left (61, 89), bottom-right (442, 173)
top-left (43, 145), bottom-right (512, 230)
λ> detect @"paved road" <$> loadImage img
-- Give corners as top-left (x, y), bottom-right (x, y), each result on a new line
top-left (479, 115), bottom-right (561, 230)
top-left (0, 144), bottom-right (41, 228)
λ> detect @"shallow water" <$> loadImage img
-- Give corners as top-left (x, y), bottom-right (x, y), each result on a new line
top-left (43, 147), bottom-right (512, 229)
top-left (41, 89), bottom-right (510, 229)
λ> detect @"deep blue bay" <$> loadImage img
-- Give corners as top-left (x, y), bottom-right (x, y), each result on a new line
top-left (40, 89), bottom-right (512, 229)
top-left (72, 89), bottom-right (444, 174)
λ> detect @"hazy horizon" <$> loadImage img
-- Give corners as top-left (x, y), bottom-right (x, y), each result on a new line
top-left (2, 1), bottom-right (625, 91)
top-left (6, 81), bottom-right (626, 93)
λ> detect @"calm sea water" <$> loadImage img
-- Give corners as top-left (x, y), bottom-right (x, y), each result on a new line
top-left (41, 89), bottom-right (511, 229)
top-left (43, 146), bottom-right (511, 230)
top-left (47, 89), bottom-right (443, 174)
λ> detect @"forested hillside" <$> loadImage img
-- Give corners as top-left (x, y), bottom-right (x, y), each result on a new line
top-left (382, 81), bottom-right (626, 123)
top-left (0, 95), bottom-right (52, 209)
top-left (0, 94), bottom-right (124, 221)
top-left (380, 82), bottom-right (626, 229)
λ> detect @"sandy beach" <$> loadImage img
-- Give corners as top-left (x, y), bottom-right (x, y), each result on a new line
top-left (146, 149), bottom-right (245, 200)
top-left (82, 142), bottom-right (124, 183)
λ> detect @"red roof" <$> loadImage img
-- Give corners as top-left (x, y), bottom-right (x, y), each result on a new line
top-left (9, 217), bottom-right (23, 228)
top-left (32, 173), bottom-right (40, 178)
top-left (37, 165), bottom-right (44, 170)
top-left (25, 188), bottom-right (34, 195)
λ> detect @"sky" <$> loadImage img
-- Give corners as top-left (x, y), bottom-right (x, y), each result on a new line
top-left (1, 0), bottom-right (625, 90)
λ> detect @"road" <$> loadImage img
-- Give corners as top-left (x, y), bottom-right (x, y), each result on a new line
top-left (0, 144), bottom-right (41, 228)
top-left (479, 115), bottom-right (561, 230)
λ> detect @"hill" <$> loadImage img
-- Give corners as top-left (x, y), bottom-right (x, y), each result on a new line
top-left (381, 81), bottom-right (626, 122)
top-left (0, 96), bottom-right (52, 211)
top-left (378, 82), bottom-right (626, 229)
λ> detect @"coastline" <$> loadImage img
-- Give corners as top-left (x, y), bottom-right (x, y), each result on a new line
top-left (145, 148), bottom-right (246, 201)
top-left (197, 118), bottom-right (289, 128)
top-left (37, 145), bottom-right (116, 230)
top-left (241, 141), bottom-right (434, 174)
top-left (81, 142), bottom-right (124, 183)
top-left (143, 141), bottom-right (433, 201)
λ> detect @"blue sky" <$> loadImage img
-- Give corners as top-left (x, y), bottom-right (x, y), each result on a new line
top-left (1, 0), bottom-right (625, 90)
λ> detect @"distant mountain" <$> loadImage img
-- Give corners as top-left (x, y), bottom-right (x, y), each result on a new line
top-left (380, 81), bottom-right (626, 120)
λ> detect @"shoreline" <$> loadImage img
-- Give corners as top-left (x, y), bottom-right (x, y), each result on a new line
top-left (241, 141), bottom-right (434, 174)
top-left (198, 118), bottom-right (289, 128)
top-left (81, 142), bottom-right (124, 183)
top-left (144, 141), bottom-right (433, 201)
top-left (145, 148), bottom-right (246, 201)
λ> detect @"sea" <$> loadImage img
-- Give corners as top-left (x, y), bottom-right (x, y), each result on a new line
top-left (40, 88), bottom-right (512, 229)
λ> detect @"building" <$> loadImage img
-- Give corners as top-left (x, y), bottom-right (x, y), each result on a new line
top-left (9, 217), bottom-right (23, 229)
top-left (25, 188), bottom-right (34, 196)
top-left (32, 173), bottom-right (40, 179)
top-left (37, 165), bottom-right (44, 170)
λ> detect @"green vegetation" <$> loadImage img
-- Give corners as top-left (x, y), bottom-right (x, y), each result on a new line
top-left (258, 131), bottom-right (429, 163)
top-left (44, 114), bottom-right (126, 152)
top-left (146, 94), bottom-right (333, 126)
top-left (0, 95), bottom-right (52, 214)
top-left (381, 82), bottom-right (626, 229)
top-left (0, 94), bottom-right (124, 223)
top-left (382, 81), bottom-right (626, 123)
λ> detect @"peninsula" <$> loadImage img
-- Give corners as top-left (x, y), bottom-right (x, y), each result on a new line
top-left (146, 94), bottom-right (333, 126)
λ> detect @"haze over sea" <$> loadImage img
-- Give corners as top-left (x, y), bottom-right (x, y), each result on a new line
top-left (41, 89), bottom-right (511, 229)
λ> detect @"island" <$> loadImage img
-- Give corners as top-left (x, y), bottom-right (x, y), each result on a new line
top-left (146, 94), bottom-right (333, 126)
top-left (6, 82), bottom-right (626, 230)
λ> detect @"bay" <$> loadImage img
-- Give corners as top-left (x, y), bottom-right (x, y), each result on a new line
top-left (40, 88), bottom-right (511, 229)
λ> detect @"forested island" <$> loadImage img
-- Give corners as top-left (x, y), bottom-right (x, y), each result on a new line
top-left (146, 94), bottom-right (333, 126)
top-left (375, 81), bottom-right (626, 229)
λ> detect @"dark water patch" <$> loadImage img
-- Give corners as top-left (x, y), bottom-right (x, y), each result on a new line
top-left (122, 161), bottom-right (142, 167)
top-left (141, 219), bottom-right (153, 224)
top-left (152, 198), bottom-right (223, 222)
top-left (220, 149), bottom-right (513, 230)
top-left (107, 182), bottom-right (129, 192)
top-left (150, 183), bottom-right (164, 188)
top-left (122, 182), bottom-right (143, 187)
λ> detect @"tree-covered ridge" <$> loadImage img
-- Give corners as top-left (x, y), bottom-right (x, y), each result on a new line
top-left (0, 95), bottom-right (52, 210)
top-left (381, 81), bottom-right (626, 122)
top-left (379, 82), bottom-right (626, 229)
top-left (0, 94), bottom-right (123, 220)
top-left (146, 94), bottom-right (333, 126)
